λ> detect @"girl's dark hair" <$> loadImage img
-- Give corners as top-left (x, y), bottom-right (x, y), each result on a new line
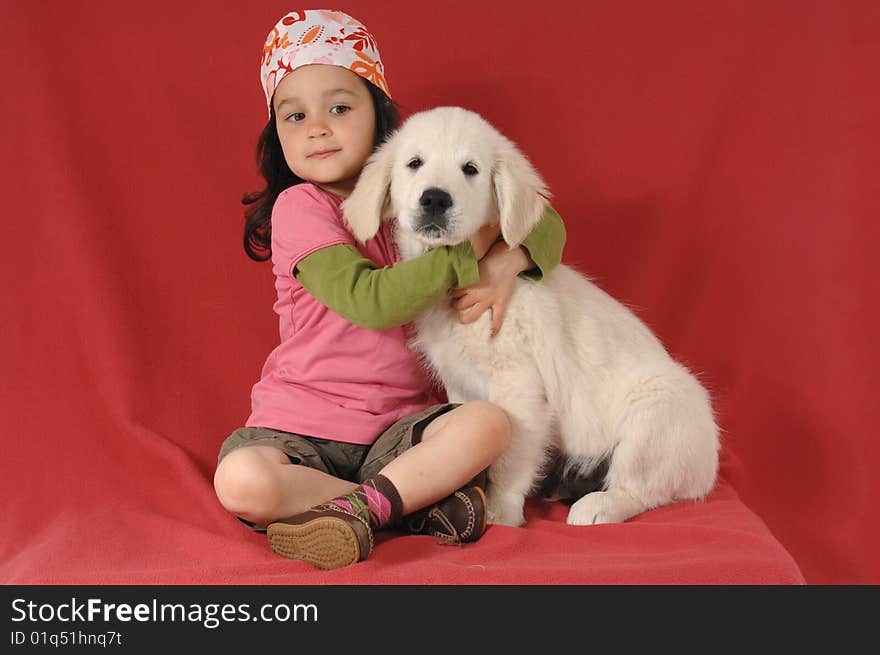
top-left (242, 78), bottom-right (401, 261)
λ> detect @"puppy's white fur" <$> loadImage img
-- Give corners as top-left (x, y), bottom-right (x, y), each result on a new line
top-left (343, 107), bottom-right (719, 526)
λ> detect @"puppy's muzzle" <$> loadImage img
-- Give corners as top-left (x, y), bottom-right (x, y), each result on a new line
top-left (416, 187), bottom-right (453, 233)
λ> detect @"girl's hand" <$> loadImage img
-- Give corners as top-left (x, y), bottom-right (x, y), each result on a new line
top-left (450, 240), bottom-right (534, 337)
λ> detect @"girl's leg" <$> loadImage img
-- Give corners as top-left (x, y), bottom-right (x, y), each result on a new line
top-left (214, 445), bottom-right (358, 527)
top-left (378, 400), bottom-right (510, 514)
top-left (267, 401), bottom-right (511, 568)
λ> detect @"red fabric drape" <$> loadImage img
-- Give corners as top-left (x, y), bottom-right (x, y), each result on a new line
top-left (2, 0), bottom-right (876, 583)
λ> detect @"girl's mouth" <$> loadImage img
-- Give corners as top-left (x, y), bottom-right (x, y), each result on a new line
top-left (309, 149), bottom-right (340, 159)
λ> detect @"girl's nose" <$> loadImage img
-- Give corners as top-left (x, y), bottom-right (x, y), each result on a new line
top-left (307, 119), bottom-right (330, 138)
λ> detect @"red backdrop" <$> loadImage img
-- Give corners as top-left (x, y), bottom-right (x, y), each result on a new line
top-left (1, 0), bottom-right (877, 583)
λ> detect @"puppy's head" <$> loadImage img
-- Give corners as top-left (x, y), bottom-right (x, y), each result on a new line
top-left (342, 107), bottom-right (550, 256)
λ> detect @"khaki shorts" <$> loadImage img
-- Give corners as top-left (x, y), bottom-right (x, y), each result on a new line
top-left (218, 402), bottom-right (458, 491)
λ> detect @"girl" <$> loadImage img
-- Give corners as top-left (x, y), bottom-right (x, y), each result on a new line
top-left (213, 9), bottom-right (567, 570)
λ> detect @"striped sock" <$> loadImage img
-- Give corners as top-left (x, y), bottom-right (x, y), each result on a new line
top-left (325, 474), bottom-right (404, 530)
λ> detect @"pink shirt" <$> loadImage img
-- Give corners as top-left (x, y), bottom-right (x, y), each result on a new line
top-left (245, 183), bottom-right (444, 445)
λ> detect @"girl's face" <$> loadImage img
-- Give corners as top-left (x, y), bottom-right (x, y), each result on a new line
top-left (273, 64), bottom-right (377, 198)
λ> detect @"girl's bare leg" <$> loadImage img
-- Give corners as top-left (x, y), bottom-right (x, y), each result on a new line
top-left (214, 401), bottom-right (510, 526)
top-left (378, 400), bottom-right (510, 514)
top-left (214, 445), bottom-right (358, 526)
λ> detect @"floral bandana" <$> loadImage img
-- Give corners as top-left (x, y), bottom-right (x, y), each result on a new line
top-left (260, 9), bottom-right (392, 116)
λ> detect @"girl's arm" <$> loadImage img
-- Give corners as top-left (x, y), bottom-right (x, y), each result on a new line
top-left (294, 203), bottom-right (566, 331)
top-left (517, 203), bottom-right (567, 280)
top-left (294, 241), bottom-right (479, 330)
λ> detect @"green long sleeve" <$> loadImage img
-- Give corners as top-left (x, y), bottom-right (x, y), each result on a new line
top-left (295, 241), bottom-right (479, 330)
top-left (519, 203), bottom-right (566, 280)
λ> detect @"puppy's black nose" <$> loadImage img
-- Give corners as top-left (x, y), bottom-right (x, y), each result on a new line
top-left (419, 187), bottom-right (453, 214)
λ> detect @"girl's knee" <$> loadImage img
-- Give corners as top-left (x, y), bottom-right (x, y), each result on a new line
top-left (463, 400), bottom-right (511, 453)
top-left (213, 448), bottom-right (283, 521)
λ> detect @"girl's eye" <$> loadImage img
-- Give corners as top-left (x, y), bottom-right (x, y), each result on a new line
top-left (407, 158), bottom-right (423, 170)
top-left (462, 163), bottom-right (479, 176)
top-left (330, 105), bottom-right (350, 115)
top-left (287, 112), bottom-right (305, 122)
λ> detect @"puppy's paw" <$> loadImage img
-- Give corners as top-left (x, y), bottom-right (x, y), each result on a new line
top-left (486, 490), bottom-right (525, 527)
top-left (567, 491), bottom-right (643, 525)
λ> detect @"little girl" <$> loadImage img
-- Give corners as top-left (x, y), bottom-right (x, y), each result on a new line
top-left (214, 9), bottom-right (567, 570)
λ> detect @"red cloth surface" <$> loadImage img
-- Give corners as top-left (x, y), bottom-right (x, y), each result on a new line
top-left (2, 0), bottom-right (876, 584)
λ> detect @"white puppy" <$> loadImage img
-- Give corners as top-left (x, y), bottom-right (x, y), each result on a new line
top-left (342, 107), bottom-right (719, 527)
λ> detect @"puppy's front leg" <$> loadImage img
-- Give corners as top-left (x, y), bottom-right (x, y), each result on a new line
top-left (486, 399), bottom-right (551, 527)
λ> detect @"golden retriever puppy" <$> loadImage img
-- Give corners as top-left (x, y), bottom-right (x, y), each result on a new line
top-left (343, 107), bottom-right (719, 527)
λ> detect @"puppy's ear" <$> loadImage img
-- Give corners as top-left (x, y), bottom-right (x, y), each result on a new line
top-left (342, 137), bottom-right (396, 242)
top-left (492, 136), bottom-right (551, 248)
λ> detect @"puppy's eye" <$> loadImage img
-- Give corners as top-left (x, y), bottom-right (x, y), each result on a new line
top-left (407, 158), bottom-right (423, 170)
top-left (462, 163), bottom-right (479, 176)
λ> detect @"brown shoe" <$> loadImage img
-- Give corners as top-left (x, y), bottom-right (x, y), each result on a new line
top-left (267, 504), bottom-right (373, 570)
top-left (405, 486), bottom-right (488, 544)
